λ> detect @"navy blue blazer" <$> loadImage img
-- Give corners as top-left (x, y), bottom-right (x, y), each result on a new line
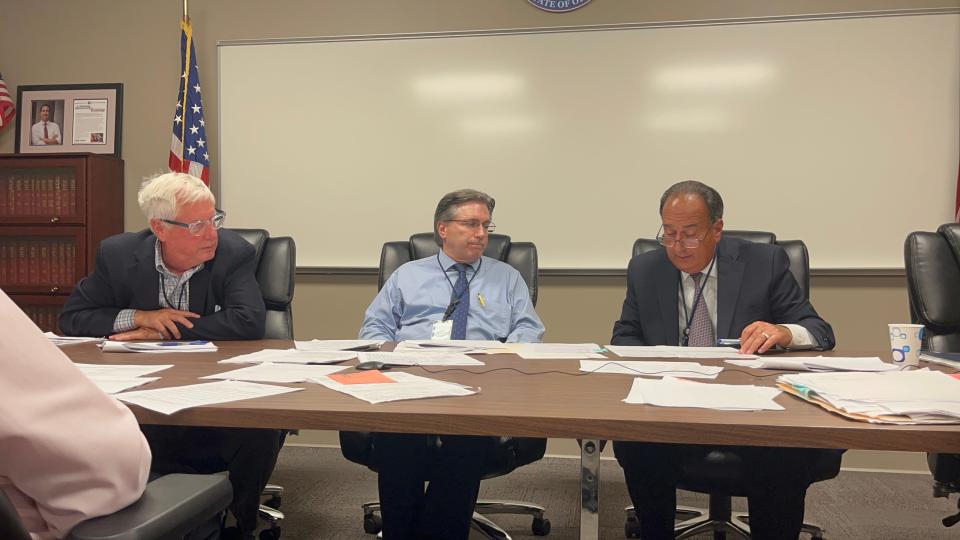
top-left (59, 228), bottom-right (266, 340)
top-left (611, 236), bottom-right (835, 348)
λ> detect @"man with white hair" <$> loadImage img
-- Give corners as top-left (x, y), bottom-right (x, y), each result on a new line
top-left (60, 172), bottom-right (281, 540)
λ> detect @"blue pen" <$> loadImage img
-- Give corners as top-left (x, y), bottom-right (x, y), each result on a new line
top-left (158, 340), bottom-right (209, 346)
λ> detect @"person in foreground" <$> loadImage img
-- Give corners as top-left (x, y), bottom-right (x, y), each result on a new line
top-left (59, 172), bottom-right (282, 540)
top-left (359, 188), bottom-right (545, 540)
top-left (611, 180), bottom-right (837, 540)
top-left (0, 289), bottom-right (151, 539)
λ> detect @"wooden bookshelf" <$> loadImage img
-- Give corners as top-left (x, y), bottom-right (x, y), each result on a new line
top-left (0, 154), bottom-right (123, 332)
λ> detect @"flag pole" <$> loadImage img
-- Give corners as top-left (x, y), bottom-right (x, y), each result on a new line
top-left (183, 0), bottom-right (189, 22)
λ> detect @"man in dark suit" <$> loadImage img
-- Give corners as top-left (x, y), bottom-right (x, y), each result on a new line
top-left (60, 172), bottom-right (282, 540)
top-left (611, 180), bottom-right (836, 540)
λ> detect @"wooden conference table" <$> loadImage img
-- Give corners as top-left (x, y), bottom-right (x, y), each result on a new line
top-left (67, 341), bottom-right (960, 540)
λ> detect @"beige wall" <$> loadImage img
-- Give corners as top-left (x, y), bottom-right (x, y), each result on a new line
top-left (2, 0), bottom-right (949, 471)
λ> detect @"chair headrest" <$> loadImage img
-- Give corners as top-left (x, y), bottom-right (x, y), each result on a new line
top-left (230, 228), bottom-right (269, 262)
top-left (724, 230), bottom-right (776, 244)
top-left (409, 232), bottom-right (512, 261)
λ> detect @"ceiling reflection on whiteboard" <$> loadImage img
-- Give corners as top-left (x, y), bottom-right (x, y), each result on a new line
top-left (412, 73), bottom-right (525, 102)
top-left (459, 115), bottom-right (538, 136)
top-left (645, 109), bottom-right (729, 132)
top-left (653, 62), bottom-right (776, 92)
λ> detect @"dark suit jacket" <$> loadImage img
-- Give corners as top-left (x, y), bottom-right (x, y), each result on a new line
top-left (611, 236), bottom-right (835, 348)
top-left (59, 228), bottom-right (266, 340)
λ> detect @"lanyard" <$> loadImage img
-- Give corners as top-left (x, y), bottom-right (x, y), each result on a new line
top-left (680, 255), bottom-right (716, 346)
top-left (160, 274), bottom-right (188, 311)
top-left (436, 253), bottom-right (482, 301)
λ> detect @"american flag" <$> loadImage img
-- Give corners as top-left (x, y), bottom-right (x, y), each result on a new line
top-left (0, 73), bottom-right (15, 131)
top-left (168, 19), bottom-right (210, 184)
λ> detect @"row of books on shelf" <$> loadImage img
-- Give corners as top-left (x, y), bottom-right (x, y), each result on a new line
top-left (23, 304), bottom-right (61, 333)
top-left (0, 174), bottom-right (79, 218)
top-left (0, 240), bottom-right (78, 287)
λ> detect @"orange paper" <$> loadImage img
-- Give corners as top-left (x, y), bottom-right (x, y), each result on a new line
top-left (330, 370), bottom-right (396, 384)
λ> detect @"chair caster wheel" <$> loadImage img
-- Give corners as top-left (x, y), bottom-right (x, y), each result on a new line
top-left (259, 527), bottom-right (280, 540)
top-left (532, 516), bottom-right (551, 536)
top-left (263, 496), bottom-right (281, 509)
top-left (363, 513), bottom-right (383, 534)
top-left (625, 515), bottom-right (642, 538)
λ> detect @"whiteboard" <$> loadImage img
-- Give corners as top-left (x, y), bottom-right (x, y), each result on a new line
top-left (219, 13), bottom-right (959, 269)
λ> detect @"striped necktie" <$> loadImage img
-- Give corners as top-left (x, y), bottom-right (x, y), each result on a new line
top-left (687, 272), bottom-right (715, 347)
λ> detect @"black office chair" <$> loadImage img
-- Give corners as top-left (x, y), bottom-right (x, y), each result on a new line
top-left (904, 223), bottom-right (960, 528)
top-left (625, 230), bottom-right (840, 539)
top-left (1, 473), bottom-right (232, 540)
top-left (234, 228), bottom-right (296, 539)
top-left (340, 233), bottom-right (550, 539)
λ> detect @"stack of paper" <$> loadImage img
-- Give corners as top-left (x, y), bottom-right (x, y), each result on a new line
top-left (357, 351), bottom-right (484, 366)
top-left (727, 356), bottom-right (898, 372)
top-left (778, 369), bottom-right (960, 424)
top-left (624, 376), bottom-right (783, 411)
top-left (100, 341), bottom-right (218, 353)
top-left (312, 370), bottom-right (477, 404)
top-left (44, 332), bottom-right (103, 346)
top-left (220, 349), bottom-right (356, 365)
top-left (203, 363), bottom-right (348, 383)
top-left (607, 345), bottom-right (756, 360)
top-left (394, 340), bottom-right (510, 354)
top-left (294, 339), bottom-right (383, 352)
top-left (580, 359), bottom-right (722, 379)
top-left (115, 380), bottom-right (303, 414)
top-left (508, 343), bottom-right (606, 359)
top-left (74, 363), bottom-right (172, 394)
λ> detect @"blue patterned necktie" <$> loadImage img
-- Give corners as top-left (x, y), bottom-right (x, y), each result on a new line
top-left (450, 263), bottom-right (470, 340)
top-left (688, 272), bottom-right (715, 347)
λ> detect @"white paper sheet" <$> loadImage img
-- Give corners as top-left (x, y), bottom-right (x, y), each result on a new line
top-left (310, 371), bottom-right (477, 404)
top-left (508, 343), bottom-right (606, 359)
top-left (90, 377), bottom-right (160, 394)
top-left (100, 341), bottom-right (218, 353)
top-left (357, 351), bottom-right (485, 366)
top-left (726, 356), bottom-right (897, 372)
top-left (607, 345), bottom-right (756, 359)
top-left (624, 376), bottom-right (783, 411)
top-left (579, 360), bottom-right (722, 379)
top-left (219, 348), bottom-right (356, 365)
top-left (44, 332), bottom-right (103, 346)
top-left (74, 363), bottom-right (174, 377)
top-left (115, 380), bottom-right (303, 415)
top-left (394, 340), bottom-right (510, 354)
top-left (202, 362), bottom-right (348, 383)
top-left (294, 339), bottom-right (384, 352)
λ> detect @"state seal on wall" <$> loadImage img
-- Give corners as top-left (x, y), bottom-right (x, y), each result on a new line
top-left (527, 0), bottom-right (592, 14)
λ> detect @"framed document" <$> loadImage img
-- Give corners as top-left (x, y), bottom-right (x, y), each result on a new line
top-left (15, 83), bottom-right (122, 157)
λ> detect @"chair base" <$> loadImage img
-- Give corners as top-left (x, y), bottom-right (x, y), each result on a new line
top-left (361, 498), bottom-right (550, 539)
top-left (625, 504), bottom-right (826, 540)
top-left (259, 484), bottom-right (285, 539)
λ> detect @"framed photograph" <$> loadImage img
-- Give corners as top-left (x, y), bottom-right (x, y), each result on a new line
top-left (15, 83), bottom-right (122, 157)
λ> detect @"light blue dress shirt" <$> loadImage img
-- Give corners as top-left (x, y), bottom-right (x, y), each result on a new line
top-left (359, 251), bottom-right (545, 343)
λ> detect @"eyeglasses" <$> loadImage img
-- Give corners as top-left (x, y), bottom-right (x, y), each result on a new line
top-left (656, 224), bottom-right (710, 248)
top-left (162, 209), bottom-right (226, 236)
top-left (447, 219), bottom-right (496, 232)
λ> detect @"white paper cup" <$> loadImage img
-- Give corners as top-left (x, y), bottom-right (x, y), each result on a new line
top-left (888, 324), bottom-right (924, 368)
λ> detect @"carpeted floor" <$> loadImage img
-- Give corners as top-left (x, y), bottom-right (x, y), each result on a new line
top-left (263, 445), bottom-right (959, 539)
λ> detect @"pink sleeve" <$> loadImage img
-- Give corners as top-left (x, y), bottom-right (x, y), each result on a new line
top-left (0, 291), bottom-right (151, 538)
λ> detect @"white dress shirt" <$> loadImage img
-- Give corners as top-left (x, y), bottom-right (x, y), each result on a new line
top-left (31, 120), bottom-right (62, 145)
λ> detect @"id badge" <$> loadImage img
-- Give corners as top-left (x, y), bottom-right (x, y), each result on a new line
top-left (431, 320), bottom-right (453, 340)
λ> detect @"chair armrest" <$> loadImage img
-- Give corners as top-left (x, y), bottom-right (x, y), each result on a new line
top-left (67, 473), bottom-right (232, 540)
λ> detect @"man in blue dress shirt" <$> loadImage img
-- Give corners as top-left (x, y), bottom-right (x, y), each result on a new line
top-left (359, 189), bottom-right (544, 540)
